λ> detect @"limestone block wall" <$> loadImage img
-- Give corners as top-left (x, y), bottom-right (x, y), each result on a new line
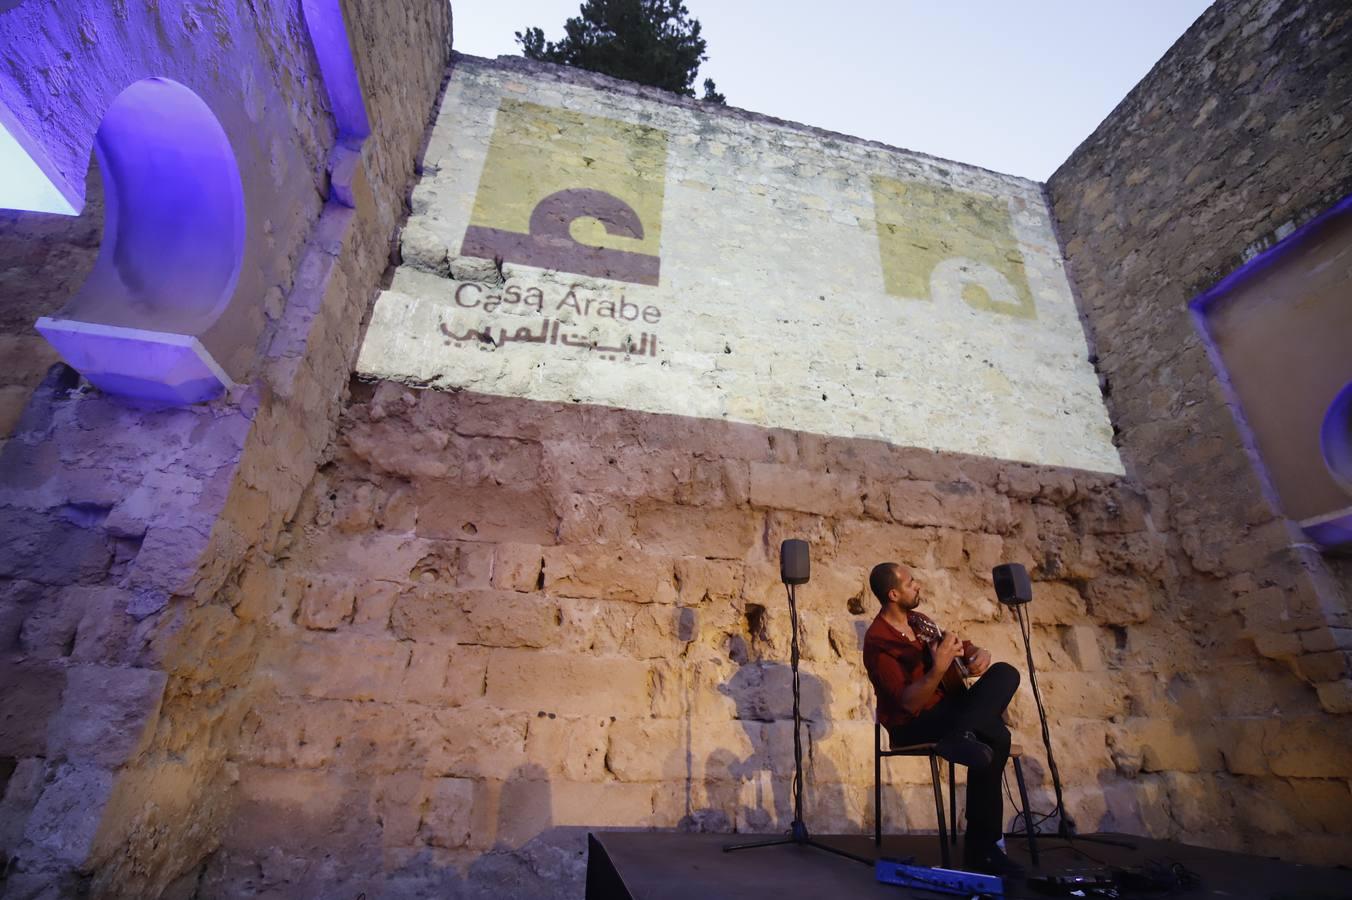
top-left (0, 1), bottom-right (452, 896)
top-left (359, 54), bottom-right (1122, 476)
top-left (0, 159), bottom-right (101, 445)
top-left (1046, 0), bottom-right (1352, 868)
top-left (205, 382), bottom-right (1176, 898)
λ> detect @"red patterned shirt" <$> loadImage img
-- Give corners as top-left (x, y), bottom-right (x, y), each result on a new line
top-left (863, 612), bottom-right (969, 730)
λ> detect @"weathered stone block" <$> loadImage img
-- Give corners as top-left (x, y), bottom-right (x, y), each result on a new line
top-left (832, 519), bottom-right (931, 571)
top-left (420, 777), bottom-right (475, 848)
top-left (1025, 581), bottom-right (1089, 625)
top-left (17, 584), bottom-right (92, 660)
top-left (962, 532), bottom-right (1004, 576)
top-left (1088, 532), bottom-right (1165, 577)
top-left (1060, 625), bottom-right (1106, 671)
top-left (675, 458), bottom-right (750, 508)
top-left (544, 442), bottom-right (691, 501)
top-left (16, 763), bottom-right (115, 867)
top-left (674, 557), bottom-right (742, 602)
top-left (0, 509), bottom-right (111, 586)
top-left (368, 772), bottom-right (430, 846)
top-left (1036, 672), bottom-right (1128, 720)
top-left (556, 492), bottom-right (638, 544)
top-left (424, 706), bottom-right (528, 780)
top-left (484, 650), bottom-right (653, 718)
top-left (1107, 717), bottom-right (1220, 774)
top-left (887, 481), bottom-right (982, 531)
top-left (295, 574), bottom-right (356, 630)
top-left (391, 586), bottom-right (559, 648)
top-left (226, 767), bottom-right (352, 854)
top-left (1265, 717), bottom-right (1352, 778)
top-left (46, 665), bottom-right (166, 767)
top-left (1299, 627), bottom-right (1352, 653)
top-left (232, 561), bottom-right (283, 625)
top-left (1161, 772), bottom-right (1236, 837)
top-left (606, 718), bottom-right (684, 782)
top-left (550, 780), bottom-right (659, 829)
top-left (625, 605), bottom-right (691, 659)
top-left (400, 220), bottom-right (450, 276)
top-left (1252, 630), bottom-right (1303, 661)
top-left (1315, 679), bottom-right (1352, 714)
top-left (748, 463), bottom-right (862, 518)
top-left (1083, 575), bottom-right (1153, 625)
top-left (1073, 488), bottom-right (1148, 534)
top-left (0, 755), bottom-right (45, 855)
top-left (352, 581), bottom-right (398, 630)
top-left (417, 484), bottom-right (558, 545)
top-left (277, 633), bottom-right (412, 702)
top-left (0, 662), bottom-right (65, 757)
top-left (634, 503), bottom-right (757, 559)
top-left (524, 715), bottom-right (610, 781)
top-left (1295, 650), bottom-right (1351, 684)
top-left (491, 543), bottom-right (544, 592)
top-left (542, 546), bottom-right (669, 603)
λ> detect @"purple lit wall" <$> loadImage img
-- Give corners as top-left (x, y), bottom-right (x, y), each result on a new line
top-left (0, 0), bottom-right (372, 405)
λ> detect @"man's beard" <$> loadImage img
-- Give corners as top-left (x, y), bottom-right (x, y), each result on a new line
top-left (902, 591), bottom-right (923, 611)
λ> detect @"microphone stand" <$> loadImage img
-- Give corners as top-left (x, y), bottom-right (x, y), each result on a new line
top-left (723, 580), bottom-right (872, 866)
top-left (1008, 601), bottom-right (1134, 851)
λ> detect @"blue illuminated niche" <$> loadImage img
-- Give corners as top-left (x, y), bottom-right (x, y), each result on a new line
top-left (36, 77), bottom-right (245, 405)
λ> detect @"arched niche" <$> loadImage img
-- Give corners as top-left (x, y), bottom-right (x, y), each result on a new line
top-left (36, 78), bottom-right (245, 405)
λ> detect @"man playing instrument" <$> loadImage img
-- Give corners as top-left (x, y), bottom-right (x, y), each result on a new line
top-left (863, 561), bottom-right (1023, 876)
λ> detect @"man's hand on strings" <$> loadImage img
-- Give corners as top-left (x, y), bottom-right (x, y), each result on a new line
top-left (934, 631), bottom-right (964, 669)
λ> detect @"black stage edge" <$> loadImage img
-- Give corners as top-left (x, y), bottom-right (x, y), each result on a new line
top-left (586, 830), bottom-right (1352, 900)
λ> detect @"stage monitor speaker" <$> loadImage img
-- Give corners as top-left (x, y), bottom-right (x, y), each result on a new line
top-left (993, 562), bottom-right (1032, 605)
top-left (780, 539), bottom-right (810, 585)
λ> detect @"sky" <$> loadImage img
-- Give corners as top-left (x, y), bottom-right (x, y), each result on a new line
top-left (451, 0), bottom-right (1214, 182)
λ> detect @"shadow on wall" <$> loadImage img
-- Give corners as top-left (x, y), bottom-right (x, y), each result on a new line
top-left (681, 660), bottom-right (855, 835)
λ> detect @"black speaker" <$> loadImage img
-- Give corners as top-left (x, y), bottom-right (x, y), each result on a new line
top-left (992, 563), bottom-right (1032, 605)
top-left (780, 539), bottom-right (810, 585)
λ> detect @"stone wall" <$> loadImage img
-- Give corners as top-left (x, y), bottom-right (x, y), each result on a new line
top-left (0, 161), bottom-right (100, 443)
top-left (359, 54), bottom-right (1121, 476)
top-left (203, 382), bottom-right (1177, 898)
top-left (1046, 0), bottom-right (1352, 868)
top-left (0, 1), bottom-right (452, 896)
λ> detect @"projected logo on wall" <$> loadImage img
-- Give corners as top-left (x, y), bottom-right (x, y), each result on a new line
top-left (461, 100), bottom-right (668, 286)
top-left (872, 177), bottom-right (1037, 320)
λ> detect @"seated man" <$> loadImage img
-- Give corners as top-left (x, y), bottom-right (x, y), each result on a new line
top-left (864, 561), bottom-right (1022, 876)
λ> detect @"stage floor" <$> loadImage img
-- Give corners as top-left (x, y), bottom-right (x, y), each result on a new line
top-left (587, 830), bottom-right (1352, 899)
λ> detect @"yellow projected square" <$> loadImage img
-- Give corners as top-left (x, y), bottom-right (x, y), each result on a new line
top-left (872, 177), bottom-right (1036, 319)
top-left (470, 99), bottom-right (667, 258)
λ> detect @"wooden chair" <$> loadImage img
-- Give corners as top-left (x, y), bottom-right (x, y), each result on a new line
top-left (874, 723), bottom-right (1039, 867)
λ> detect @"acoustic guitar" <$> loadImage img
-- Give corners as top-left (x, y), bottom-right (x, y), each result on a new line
top-left (908, 611), bottom-right (971, 696)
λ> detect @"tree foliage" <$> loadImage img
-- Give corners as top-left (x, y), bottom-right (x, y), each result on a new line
top-left (516, 0), bottom-right (725, 104)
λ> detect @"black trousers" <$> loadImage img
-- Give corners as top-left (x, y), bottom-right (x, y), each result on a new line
top-left (886, 662), bottom-right (1020, 851)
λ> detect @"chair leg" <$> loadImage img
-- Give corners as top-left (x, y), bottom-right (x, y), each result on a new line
top-left (948, 759), bottom-right (957, 847)
top-left (874, 726), bottom-right (883, 847)
top-left (1012, 755), bottom-right (1038, 866)
top-left (929, 754), bottom-right (949, 868)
